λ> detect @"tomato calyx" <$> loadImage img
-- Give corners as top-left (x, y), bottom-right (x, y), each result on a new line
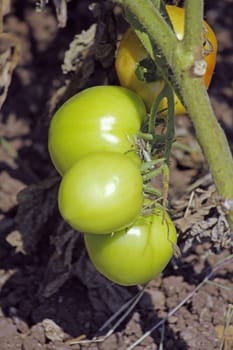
top-left (141, 159), bottom-right (169, 204)
top-left (135, 57), bottom-right (161, 83)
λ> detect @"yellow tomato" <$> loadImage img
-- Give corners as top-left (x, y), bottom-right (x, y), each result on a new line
top-left (115, 5), bottom-right (217, 115)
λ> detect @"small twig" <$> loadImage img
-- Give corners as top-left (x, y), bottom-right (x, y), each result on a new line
top-left (127, 254), bottom-right (233, 349)
top-left (219, 304), bottom-right (233, 350)
top-left (205, 280), bottom-right (232, 291)
top-left (65, 285), bottom-right (147, 346)
top-left (98, 285), bottom-right (147, 335)
top-left (158, 323), bottom-right (165, 350)
top-left (184, 190), bottom-right (195, 218)
top-left (186, 173), bottom-right (213, 193)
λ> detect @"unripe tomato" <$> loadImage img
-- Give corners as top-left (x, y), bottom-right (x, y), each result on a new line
top-left (84, 208), bottom-right (177, 286)
top-left (58, 151), bottom-right (143, 234)
top-left (115, 5), bottom-right (217, 114)
top-left (48, 85), bottom-right (147, 175)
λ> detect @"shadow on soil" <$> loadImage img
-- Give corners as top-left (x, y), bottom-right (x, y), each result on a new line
top-left (0, 215), bottom-right (218, 349)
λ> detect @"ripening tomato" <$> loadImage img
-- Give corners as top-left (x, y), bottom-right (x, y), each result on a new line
top-left (84, 207), bottom-right (177, 286)
top-left (48, 85), bottom-right (147, 175)
top-left (115, 5), bottom-right (217, 114)
top-left (58, 151), bottom-right (143, 234)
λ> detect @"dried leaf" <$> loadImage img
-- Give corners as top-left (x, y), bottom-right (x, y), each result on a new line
top-left (172, 182), bottom-right (233, 252)
top-left (0, 33), bottom-right (20, 110)
top-left (35, 0), bottom-right (70, 27)
top-left (40, 224), bottom-right (82, 298)
top-left (48, 2), bottom-right (117, 115)
top-left (35, 0), bottom-right (49, 11)
top-left (42, 319), bottom-right (65, 342)
top-left (62, 24), bottom-right (97, 74)
top-left (93, 2), bottom-right (117, 68)
top-left (0, 114), bottom-right (29, 138)
top-left (15, 177), bottom-right (60, 253)
top-left (52, 0), bottom-right (68, 28)
top-left (5, 230), bottom-right (25, 254)
top-left (1, 0), bottom-right (11, 16)
top-left (0, 171), bottom-right (26, 212)
top-left (215, 325), bottom-right (233, 350)
top-left (40, 228), bottom-right (133, 308)
top-left (72, 252), bottom-right (133, 315)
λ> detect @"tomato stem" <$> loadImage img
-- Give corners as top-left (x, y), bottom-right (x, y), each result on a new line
top-left (118, 0), bottom-right (233, 230)
top-left (140, 158), bottom-right (165, 173)
top-left (143, 184), bottom-right (162, 197)
top-left (183, 0), bottom-right (203, 61)
top-left (137, 132), bottom-right (153, 141)
top-left (162, 84), bottom-right (175, 165)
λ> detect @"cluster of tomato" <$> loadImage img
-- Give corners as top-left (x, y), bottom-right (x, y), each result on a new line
top-left (48, 5), bottom-right (217, 286)
top-left (48, 85), bottom-right (177, 286)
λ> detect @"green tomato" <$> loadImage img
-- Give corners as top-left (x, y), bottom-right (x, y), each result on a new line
top-left (84, 208), bottom-right (177, 286)
top-left (58, 151), bottom-right (143, 234)
top-left (48, 85), bottom-right (147, 175)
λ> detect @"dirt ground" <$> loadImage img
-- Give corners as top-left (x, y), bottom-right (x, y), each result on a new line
top-left (0, 1), bottom-right (233, 349)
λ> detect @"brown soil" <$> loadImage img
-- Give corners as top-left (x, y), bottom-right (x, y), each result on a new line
top-left (0, 1), bottom-right (233, 349)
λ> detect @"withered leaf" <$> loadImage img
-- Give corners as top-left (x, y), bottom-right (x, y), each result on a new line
top-left (72, 252), bottom-right (134, 315)
top-left (172, 181), bottom-right (233, 252)
top-left (15, 177), bottom-right (60, 253)
top-left (0, 33), bottom-right (20, 110)
top-left (40, 224), bottom-right (82, 298)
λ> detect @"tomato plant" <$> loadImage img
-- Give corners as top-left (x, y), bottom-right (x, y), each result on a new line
top-left (84, 207), bottom-right (177, 286)
top-left (48, 85), bottom-right (147, 175)
top-left (58, 151), bottom-right (143, 234)
top-left (115, 5), bottom-right (217, 114)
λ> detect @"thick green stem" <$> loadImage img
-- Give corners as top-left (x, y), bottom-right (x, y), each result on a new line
top-left (179, 77), bottom-right (233, 226)
top-left (119, 0), bottom-right (178, 64)
top-left (175, 0), bottom-right (233, 213)
top-left (183, 0), bottom-right (203, 56)
top-left (119, 0), bottom-right (233, 229)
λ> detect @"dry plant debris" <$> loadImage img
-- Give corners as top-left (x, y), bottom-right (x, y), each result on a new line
top-left (0, 1), bottom-right (233, 349)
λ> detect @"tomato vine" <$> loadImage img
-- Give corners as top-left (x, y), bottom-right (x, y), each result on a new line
top-left (117, 0), bottom-right (233, 230)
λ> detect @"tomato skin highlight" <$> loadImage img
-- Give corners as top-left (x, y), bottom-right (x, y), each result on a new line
top-left (84, 208), bottom-right (177, 286)
top-left (58, 151), bottom-right (143, 234)
top-left (48, 85), bottom-right (147, 175)
top-left (115, 5), bottom-right (217, 114)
